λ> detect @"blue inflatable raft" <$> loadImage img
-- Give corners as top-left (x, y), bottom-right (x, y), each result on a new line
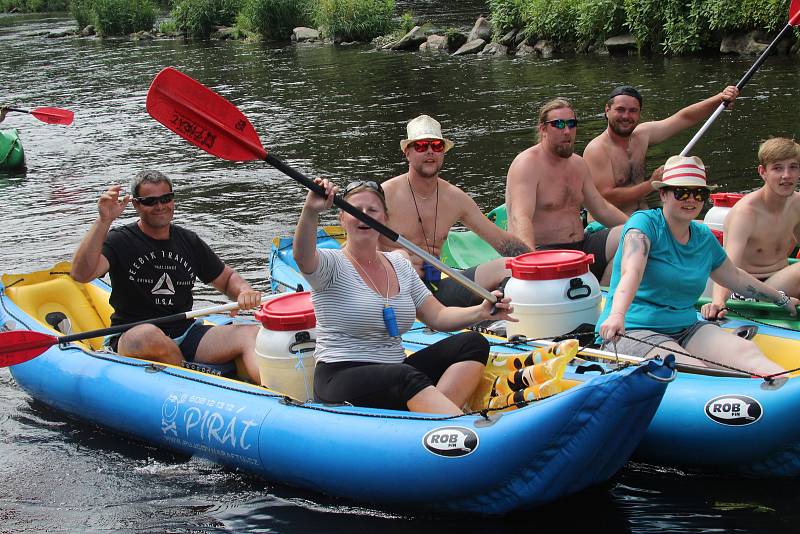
top-left (0, 263), bottom-right (673, 515)
top-left (271, 228), bottom-right (800, 477)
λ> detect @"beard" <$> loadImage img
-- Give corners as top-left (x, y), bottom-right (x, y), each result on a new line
top-left (554, 141), bottom-right (574, 158)
top-left (608, 117), bottom-right (636, 137)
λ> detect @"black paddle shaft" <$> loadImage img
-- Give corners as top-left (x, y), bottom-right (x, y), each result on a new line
top-left (264, 153), bottom-right (497, 305)
top-left (265, 154), bottom-right (400, 241)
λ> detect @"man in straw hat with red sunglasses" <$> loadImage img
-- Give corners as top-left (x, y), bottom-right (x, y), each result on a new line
top-left (380, 114), bottom-right (529, 307)
top-left (584, 84), bottom-right (739, 216)
top-left (506, 98), bottom-right (628, 285)
top-left (70, 170), bottom-right (263, 382)
top-left (598, 154), bottom-right (796, 376)
top-left (704, 137), bottom-right (800, 320)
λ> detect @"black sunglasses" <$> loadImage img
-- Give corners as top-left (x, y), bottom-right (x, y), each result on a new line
top-left (544, 118), bottom-right (578, 129)
top-left (343, 180), bottom-right (385, 198)
top-left (670, 187), bottom-right (710, 202)
top-left (133, 192), bottom-right (175, 206)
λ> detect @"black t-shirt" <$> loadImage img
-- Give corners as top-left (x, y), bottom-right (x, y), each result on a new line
top-left (102, 222), bottom-right (225, 336)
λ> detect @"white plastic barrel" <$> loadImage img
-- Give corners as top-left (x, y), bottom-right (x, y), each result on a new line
top-left (504, 250), bottom-right (601, 340)
top-left (254, 291), bottom-right (316, 402)
top-left (703, 193), bottom-right (744, 233)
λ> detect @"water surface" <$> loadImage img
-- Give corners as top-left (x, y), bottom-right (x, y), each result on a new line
top-left (2, 9), bottom-right (800, 532)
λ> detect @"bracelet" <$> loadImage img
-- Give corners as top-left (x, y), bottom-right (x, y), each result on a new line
top-left (774, 290), bottom-right (790, 307)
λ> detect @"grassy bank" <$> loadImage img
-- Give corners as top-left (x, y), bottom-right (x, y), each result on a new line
top-left (489, 0), bottom-right (795, 54)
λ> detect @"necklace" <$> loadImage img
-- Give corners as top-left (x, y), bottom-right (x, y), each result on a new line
top-left (407, 175), bottom-right (439, 255)
top-left (345, 249), bottom-right (399, 336)
top-left (408, 175), bottom-right (441, 285)
top-left (407, 174), bottom-right (436, 200)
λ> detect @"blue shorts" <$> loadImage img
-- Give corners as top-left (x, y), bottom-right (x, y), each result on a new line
top-left (104, 319), bottom-right (214, 362)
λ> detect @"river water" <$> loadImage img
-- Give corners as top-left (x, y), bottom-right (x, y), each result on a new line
top-left (1, 6), bottom-right (800, 532)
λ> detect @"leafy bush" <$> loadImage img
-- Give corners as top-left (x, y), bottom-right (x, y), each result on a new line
top-left (1, 0), bottom-right (68, 12)
top-left (576, 0), bottom-right (626, 45)
top-left (171, 0), bottom-right (242, 39)
top-left (312, 0), bottom-right (394, 43)
top-left (397, 10), bottom-right (414, 34)
top-left (488, 0), bottom-right (525, 37)
top-left (519, 0), bottom-right (579, 43)
top-left (71, 0), bottom-right (94, 28)
top-left (237, 0), bottom-right (312, 40)
top-left (91, 0), bottom-right (157, 36)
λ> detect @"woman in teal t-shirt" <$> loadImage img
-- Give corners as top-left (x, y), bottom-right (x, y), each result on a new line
top-left (597, 156), bottom-right (797, 376)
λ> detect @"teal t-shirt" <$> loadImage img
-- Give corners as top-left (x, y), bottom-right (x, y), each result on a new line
top-left (596, 209), bottom-right (727, 333)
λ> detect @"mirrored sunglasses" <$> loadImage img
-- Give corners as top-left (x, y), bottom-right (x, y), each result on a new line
top-left (134, 192), bottom-right (175, 206)
top-left (343, 180), bottom-right (385, 198)
top-left (412, 139), bottom-right (446, 153)
top-left (545, 118), bottom-right (578, 129)
top-left (671, 187), bottom-right (710, 202)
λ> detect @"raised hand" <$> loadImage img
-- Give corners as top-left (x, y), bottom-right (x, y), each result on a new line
top-left (97, 184), bottom-right (131, 224)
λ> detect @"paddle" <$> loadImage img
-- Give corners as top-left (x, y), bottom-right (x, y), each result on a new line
top-left (680, 0), bottom-right (800, 156)
top-left (4, 106), bottom-right (74, 126)
top-left (0, 295), bottom-right (279, 367)
top-left (145, 67), bottom-right (496, 305)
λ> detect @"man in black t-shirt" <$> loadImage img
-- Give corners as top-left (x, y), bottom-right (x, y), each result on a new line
top-left (71, 170), bottom-right (262, 382)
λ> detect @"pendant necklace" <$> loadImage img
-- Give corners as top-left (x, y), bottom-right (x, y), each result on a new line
top-left (408, 175), bottom-right (440, 285)
top-left (346, 249), bottom-right (399, 337)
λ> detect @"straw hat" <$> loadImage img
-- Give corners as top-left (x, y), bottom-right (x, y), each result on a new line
top-left (400, 114), bottom-right (454, 153)
top-left (652, 155), bottom-right (712, 189)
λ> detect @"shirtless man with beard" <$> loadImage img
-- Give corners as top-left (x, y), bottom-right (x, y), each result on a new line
top-left (505, 98), bottom-right (628, 284)
top-left (584, 85), bottom-right (739, 215)
top-left (380, 114), bottom-right (529, 307)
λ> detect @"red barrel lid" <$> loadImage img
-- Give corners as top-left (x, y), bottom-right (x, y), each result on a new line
top-left (255, 291), bottom-right (316, 331)
top-left (710, 193), bottom-right (743, 208)
top-left (505, 250), bottom-right (595, 281)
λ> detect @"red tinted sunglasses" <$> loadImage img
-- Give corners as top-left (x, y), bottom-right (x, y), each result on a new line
top-left (412, 139), bottom-right (446, 153)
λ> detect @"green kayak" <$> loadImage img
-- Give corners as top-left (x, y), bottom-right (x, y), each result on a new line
top-left (0, 129), bottom-right (25, 170)
top-left (440, 204), bottom-right (506, 269)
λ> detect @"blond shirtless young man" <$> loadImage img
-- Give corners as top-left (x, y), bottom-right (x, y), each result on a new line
top-left (505, 98), bottom-right (628, 285)
top-left (380, 114), bottom-right (529, 307)
top-left (704, 138), bottom-right (800, 319)
top-left (584, 85), bottom-right (740, 215)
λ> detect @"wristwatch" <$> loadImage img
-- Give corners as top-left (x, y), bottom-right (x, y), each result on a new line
top-left (774, 290), bottom-right (790, 307)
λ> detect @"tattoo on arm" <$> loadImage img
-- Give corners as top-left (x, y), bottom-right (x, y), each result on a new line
top-left (497, 239), bottom-right (532, 257)
top-left (622, 229), bottom-right (650, 259)
top-left (740, 284), bottom-right (772, 302)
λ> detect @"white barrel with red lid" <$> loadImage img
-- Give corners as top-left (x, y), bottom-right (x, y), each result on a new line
top-left (254, 291), bottom-right (316, 402)
top-left (504, 250), bottom-right (601, 340)
top-left (703, 193), bottom-right (744, 233)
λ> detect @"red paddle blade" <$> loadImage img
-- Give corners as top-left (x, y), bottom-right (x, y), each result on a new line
top-left (0, 330), bottom-right (58, 367)
top-left (30, 106), bottom-right (74, 125)
top-left (146, 67), bottom-right (266, 162)
top-left (791, 0), bottom-right (800, 25)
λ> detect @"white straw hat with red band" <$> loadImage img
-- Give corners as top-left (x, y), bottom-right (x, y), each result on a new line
top-left (652, 155), bottom-right (714, 189)
top-left (400, 114), bottom-right (455, 153)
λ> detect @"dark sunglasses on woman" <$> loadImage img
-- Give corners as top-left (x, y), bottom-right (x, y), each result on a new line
top-left (343, 180), bottom-right (385, 198)
top-left (670, 187), bottom-right (710, 202)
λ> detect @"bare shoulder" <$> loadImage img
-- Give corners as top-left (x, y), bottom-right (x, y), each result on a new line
top-left (508, 145), bottom-right (541, 179)
top-left (583, 131), bottom-right (609, 157)
top-left (380, 173), bottom-right (405, 193)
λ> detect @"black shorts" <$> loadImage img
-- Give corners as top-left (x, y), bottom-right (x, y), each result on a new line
top-left (106, 320), bottom-right (214, 362)
top-left (537, 228), bottom-right (611, 281)
top-left (313, 331), bottom-right (490, 410)
top-left (425, 265), bottom-right (482, 307)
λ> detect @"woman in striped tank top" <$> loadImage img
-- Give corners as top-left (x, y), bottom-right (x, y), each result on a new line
top-left (294, 178), bottom-right (515, 414)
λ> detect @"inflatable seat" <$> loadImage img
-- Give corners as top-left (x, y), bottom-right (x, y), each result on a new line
top-left (5, 276), bottom-right (108, 350)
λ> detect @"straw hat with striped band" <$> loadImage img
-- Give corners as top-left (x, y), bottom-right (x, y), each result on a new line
top-left (652, 155), bottom-right (714, 189)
